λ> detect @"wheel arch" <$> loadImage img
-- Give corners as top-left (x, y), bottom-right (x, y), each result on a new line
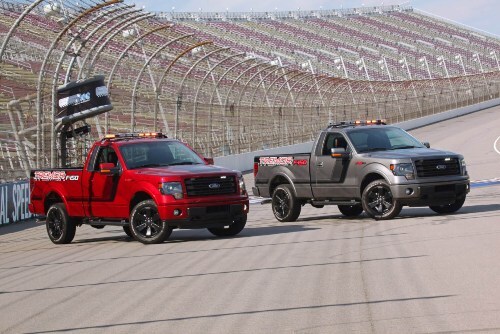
top-left (269, 173), bottom-right (295, 197)
top-left (44, 191), bottom-right (65, 214)
top-left (360, 172), bottom-right (389, 196)
top-left (129, 191), bottom-right (154, 214)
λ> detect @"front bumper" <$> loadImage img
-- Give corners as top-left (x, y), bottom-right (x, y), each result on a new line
top-left (391, 180), bottom-right (470, 206)
top-left (157, 199), bottom-right (249, 229)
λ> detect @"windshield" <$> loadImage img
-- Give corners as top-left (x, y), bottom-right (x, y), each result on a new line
top-left (119, 140), bottom-right (205, 169)
top-left (346, 127), bottom-right (425, 153)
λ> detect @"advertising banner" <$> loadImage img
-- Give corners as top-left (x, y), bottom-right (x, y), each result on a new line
top-left (0, 181), bottom-right (32, 226)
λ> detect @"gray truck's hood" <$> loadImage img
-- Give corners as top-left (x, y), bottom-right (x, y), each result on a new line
top-left (360, 148), bottom-right (461, 160)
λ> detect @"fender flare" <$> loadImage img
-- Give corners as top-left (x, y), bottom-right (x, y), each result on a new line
top-left (267, 167), bottom-right (297, 196)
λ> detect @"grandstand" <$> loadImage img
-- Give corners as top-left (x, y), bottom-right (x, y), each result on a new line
top-left (0, 1), bottom-right (499, 182)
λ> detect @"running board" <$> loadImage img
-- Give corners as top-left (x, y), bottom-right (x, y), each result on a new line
top-left (310, 200), bottom-right (360, 206)
top-left (83, 219), bottom-right (128, 226)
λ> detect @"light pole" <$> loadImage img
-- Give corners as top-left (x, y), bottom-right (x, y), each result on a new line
top-left (398, 56), bottom-right (412, 80)
top-left (454, 54), bottom-right (467, 76)
top-left (334, 56), bottom-right (348, 78)
top-left (437, 55), bottom-right (457, 107)
top-left (378, 57), bottom-right (392, 81)
top-left (356, 57), bottom-right (370, 80)
top-left (334, 56), bottom-right (355, 104)
top-left (419, 56), bottom-right (439, 109)
top-left (472, 53), bottom-right (484, 73)
top-left (301, 59), bottom-right (325, 106)
top-left (437, 55), bottom-right (450, 78)
top-left (418, 56), bottom-right (432, 79)
top-left (490, 50), bottom-right (500, 71)
top-left (379, 56), bottom-right (404, 119)
top-left (472, 53), bottom-right (490, 96)
top-left (400, 56), bottom-right (422, 115)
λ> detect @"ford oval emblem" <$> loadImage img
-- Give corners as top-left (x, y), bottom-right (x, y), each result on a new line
top-left (436, 164), bottom-right (447, 170)
top-left (209, 183), bottom-right (221, 189)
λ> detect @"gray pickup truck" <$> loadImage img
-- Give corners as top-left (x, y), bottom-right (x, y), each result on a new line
top-left (252, 120), bottom-right (470, 221)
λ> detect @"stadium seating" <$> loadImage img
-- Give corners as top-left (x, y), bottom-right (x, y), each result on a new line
top-left (0, 2), bottom-right (499, 181)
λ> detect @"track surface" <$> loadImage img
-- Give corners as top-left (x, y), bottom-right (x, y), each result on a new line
top-left (1, 107), bottom-right (500, 333)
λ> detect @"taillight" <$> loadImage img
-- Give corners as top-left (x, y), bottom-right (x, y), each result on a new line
top-left (253, 162), bottom-right (259, 177)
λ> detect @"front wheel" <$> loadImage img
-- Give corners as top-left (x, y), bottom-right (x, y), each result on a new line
top-left (123, 225), bottom-right (133, 238)
top-left (272, 185), bottom-right (301, 222)
top-left (207, 214), bottom-right (247, 237)
top-left (338, 204), bottom-right (363, 217)
top-left (429, 196), bottom-right (466, 214)
top-left (46, 203), bottom-right (76, 244)
top-left (129, 200), bottom-right (172, 244)
top-left (362, 180), bottom-right (402, 220)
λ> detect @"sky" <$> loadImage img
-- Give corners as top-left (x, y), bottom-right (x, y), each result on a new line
top-left (130, 0), bottom-right (500, 37)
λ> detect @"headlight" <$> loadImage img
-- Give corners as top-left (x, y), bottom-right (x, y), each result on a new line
top-left (239, 175), bottom-right (247, 195)
top-left (460, 159), bottom-right (467, 176)
top-left (390, 163), bottom-right (415, 180)
top-left (159, 182), bottom-right (183, 199)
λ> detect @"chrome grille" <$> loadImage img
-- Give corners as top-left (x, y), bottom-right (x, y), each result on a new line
top-left (415, 158), bottom-right (460, 177)
top-left (185, 176), bottom-right (236, 196)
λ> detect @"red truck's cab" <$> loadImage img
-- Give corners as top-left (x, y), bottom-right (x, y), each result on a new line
top-left (29, 133), bottom-right (249, 244)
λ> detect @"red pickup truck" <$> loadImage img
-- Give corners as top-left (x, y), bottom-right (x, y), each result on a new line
top-left (29, 133), bottom-right (249, 244)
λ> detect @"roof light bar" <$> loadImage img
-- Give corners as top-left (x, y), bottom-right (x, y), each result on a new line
top-left (327, 119), bottom-right (386, 129)
top-left (103, 132), bottom-right (166, 140)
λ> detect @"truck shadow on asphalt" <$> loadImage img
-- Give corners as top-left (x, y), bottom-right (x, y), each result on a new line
top-left (72, 224), bottom-right (320, 244)
top-left (295, 203), bottom-right (500, 223)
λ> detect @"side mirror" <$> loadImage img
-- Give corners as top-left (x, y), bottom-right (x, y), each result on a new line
top-left (204, 157), bottom-right (214, 165)
top-left (422, 142), bottom-right (430, 148)
top-left (331, 148), bottom-right (350, 159)
top-left (99, 162), bottom-right (119, 175)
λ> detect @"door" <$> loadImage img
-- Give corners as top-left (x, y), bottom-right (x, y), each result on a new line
top-left (311, 132), bottom-right (351, 199)
top-left (82, 145), bottom-right (122, 218)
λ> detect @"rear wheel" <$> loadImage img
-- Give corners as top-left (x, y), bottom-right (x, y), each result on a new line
top-left (429, 196), bottom-right (466, 214)
top-left (208, 214), bottom-right (247, 237)
top-left (46, 203), bottom-right (76, 244)
top-left (272, 184), bottom-right (301, 222)
top-left (129, 200), bottom-right (172, 244)
top-left (362, 180), bottom-right (402, 220)
top-left (338, 204), bottom-right (363, 217)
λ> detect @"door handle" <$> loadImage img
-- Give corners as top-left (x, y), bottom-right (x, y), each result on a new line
top-left (316, 162), bottom-right (324, 167)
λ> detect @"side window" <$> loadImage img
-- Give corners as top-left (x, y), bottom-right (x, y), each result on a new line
top-left (322, 133), bottom-right (348, 155)
top-left (92, 147), bottom-right (119, 171)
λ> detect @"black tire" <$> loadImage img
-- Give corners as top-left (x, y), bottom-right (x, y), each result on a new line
top-left (429, 196), bottom-right (466, 214)
top-left (362, 180), bottom-right (402, 220)
top-left (46, 203), bottom-right (76, 244)
top-left (123, 225), bottom-right (133, 238)
top-left (207, 214), bottom-right (247, 237)
top-left (338, 204), bottom-right (363, 217)
top-left (272, 184), bottom-right (301, 222)
top-left (129, 200), bottom-right (172, 244)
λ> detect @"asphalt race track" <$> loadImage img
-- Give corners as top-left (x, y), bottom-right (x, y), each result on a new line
top-left (0, 107), bottom-right (499, 333)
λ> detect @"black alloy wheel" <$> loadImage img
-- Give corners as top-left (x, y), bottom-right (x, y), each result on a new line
top-left (362, 180), bottom-right (402, 220)
top-left (272, 184), bottom-right (301, 222)
top-left (129, 200), bottom-right (172, 244)
top-left (46, 203), bottom-right (76, 244)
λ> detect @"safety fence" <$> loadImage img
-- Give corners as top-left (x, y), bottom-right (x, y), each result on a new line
top-left (0, 0), bottom-right (499, 183)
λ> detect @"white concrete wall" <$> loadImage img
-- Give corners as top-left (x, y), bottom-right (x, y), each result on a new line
top-left (214, 98), bottom-right (500, 172)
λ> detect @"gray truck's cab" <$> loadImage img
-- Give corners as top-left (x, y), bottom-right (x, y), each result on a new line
top-left (253, 121), bottom-right (470, 221)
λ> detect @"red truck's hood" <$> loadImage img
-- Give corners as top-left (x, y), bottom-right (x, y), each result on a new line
top-left (130, 164), bottom-right (238, 177)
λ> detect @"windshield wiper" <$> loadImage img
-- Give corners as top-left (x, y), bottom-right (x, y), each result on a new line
top-left (132, 163), bottom-right (169, 169)
top-left (167, 162), bottom-right (202, 166)
top-left (390, 145), bottom-right (419, 150)
top-left (360, 147), bottom-right (389, 153)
